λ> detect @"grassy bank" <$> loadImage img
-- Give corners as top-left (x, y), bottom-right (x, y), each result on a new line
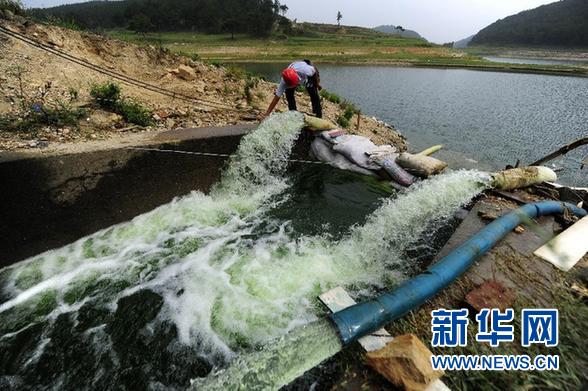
top-left (107, 23), bottom-right (588, 76)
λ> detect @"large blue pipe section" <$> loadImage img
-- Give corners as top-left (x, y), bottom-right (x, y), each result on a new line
top-left (330, 201), bottom-right (587, 345)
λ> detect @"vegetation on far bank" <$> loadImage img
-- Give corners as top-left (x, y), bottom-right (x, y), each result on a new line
top-left (105, 27), bottom-right (587, 76)
top-left (470, 0), bottom-right (588, 48)
top-left (27, 0), bottom-right (287, 37)
top-left (17, 0), bottom-right (587, 76)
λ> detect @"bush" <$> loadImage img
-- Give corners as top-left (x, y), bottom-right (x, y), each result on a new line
top-left (116, 99), bottom-right (153, 126)
top-left (90, 82), bottom-right (153, 126)
top-left (319, 89), bottom-right (341, 104)
top-left (0, 103), bottom-right (86, 132)
top-left (336, 115), bottom-right (350, 128)
top-left (90, 82), bottom-right (121, 110)
top-left (0, 0), bottom-right (23, 15)
top-left (41, 104), bottom-right (86, 127)
top-left (0, 65), bottom-right (86, 132)
top-left (343, 105), bottom-right (355, 121)
top-left (340, 100), bottom-right (359, 117)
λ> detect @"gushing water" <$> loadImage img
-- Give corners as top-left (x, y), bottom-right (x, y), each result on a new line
top-left (0, 112), bottom-right (490, 389)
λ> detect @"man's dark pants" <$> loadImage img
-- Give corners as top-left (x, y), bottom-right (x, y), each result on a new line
top-left (285, 85), bottom-right (322, 118)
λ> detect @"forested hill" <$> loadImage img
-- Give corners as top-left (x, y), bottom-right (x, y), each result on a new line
top-left (470, 0), bottom-right (588, 47)
top-left (29, 0), bottom-right (284, 36)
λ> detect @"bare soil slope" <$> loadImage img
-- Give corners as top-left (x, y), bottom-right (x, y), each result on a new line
top-left (0, 17), bottom-right (406, 153)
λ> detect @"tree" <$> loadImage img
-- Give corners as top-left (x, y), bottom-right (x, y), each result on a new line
top-left (336, 11), bottom-right (342, 26)
top-left (33, 0), bottom-right (280, 37)
top-left (279, 4), bottom-right (288, 16)
top-left (0, 0), bottom-right (24, 14)
top-left (128, 13), bottom-right (153, 34)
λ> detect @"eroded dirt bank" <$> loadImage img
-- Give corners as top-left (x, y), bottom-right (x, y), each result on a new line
top-left (0, 17), bottom-right (406, 155)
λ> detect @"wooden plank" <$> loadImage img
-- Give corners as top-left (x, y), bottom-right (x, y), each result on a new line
top-left (319, 287), bottom-right (450, 391)
top-left (529, 136), bottom-right (588, 166)
top-left (534, 215), bottom-right (588, 271)
top-left (319, 287), bottom-right (393, 351)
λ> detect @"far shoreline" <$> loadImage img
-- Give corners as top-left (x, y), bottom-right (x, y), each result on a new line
top-left (225, 59), bottom-right (588, 78)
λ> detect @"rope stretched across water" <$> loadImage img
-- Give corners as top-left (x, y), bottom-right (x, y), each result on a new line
top-left (126, 146), bottom-right (326, 165)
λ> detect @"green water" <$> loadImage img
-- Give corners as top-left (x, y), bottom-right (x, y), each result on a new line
top-left (0, 112), bottom-right (490, 390)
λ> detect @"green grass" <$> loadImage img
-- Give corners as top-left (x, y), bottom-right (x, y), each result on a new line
top-left (386, 253), bottom-right (588, 391)
top-left (107, 23), bottom-right (588, 76)
top-left (0, 103), bottom-right (86, 132)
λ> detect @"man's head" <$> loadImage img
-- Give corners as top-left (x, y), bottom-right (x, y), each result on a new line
top-left (282, 68), bottom-right (299, 88)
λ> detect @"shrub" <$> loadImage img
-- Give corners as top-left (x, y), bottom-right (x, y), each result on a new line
top-left (319, 89), bottom-right (341, 104)
top-left (116, 99), bottom-right (153, 126)
top-left (1, 65), bottom-right (86, 132)
top-left (41, 103), bottom-right (86, 127)
top-left (340, 100), bottom-right (359, 116)
top-left (0, 103), bottom-right (86, 132)
top-left (0, 0), bottom-right (23, 15)
top-left (343, 106), bottom-right (355, 121)
top-left (336, 115), bottom-right (350, 128)
top-left (90, 82), bottom-right (153, 126)
top-left (90, 82), bottom-right (121, 110)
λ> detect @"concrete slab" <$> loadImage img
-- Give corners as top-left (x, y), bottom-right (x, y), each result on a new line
top-left (153, 124), bottom-right (256, 142)
top-left (534, 215), bottom-right (588, 271)
top-left (433, 195), bottom-right (564, 305)
top-left (319, 287), bottom-right (450, 391)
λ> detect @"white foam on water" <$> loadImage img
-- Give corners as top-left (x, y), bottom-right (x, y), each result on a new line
top-left (0, 111), bottom-right (491, 387)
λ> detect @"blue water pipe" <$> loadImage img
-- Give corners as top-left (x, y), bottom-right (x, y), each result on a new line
top-left (330, 201), bottom-right (587, 345)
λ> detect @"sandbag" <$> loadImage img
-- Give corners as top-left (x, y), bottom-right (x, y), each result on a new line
top-left (418, 145), bottom-right (444, 156)
top-left (310, 138), bottom-right (377, 176)
top-left (367, 144), bottom-right (397, 159)
top-left (332, 135), bottom-right (380, 170)
top-left (378, 157), bottom-right (415, 187)
top-left (304, 115), bottom-right (337, 131)
top-left (397, 153), bottom-right (448, 177)
top-left (320, 129), bottom-right (347, 144)
top-left (491, 166), bottom-right (557, 191)
top-left (368, 147), bottom-right (414, 187)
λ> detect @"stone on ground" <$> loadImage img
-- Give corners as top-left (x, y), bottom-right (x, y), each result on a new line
top-left (175, 65), bottom-right (197, 81)
top-left (465, 280), bottom-right (516, 312)
top-left (365, 334), bottom-right (444, 391)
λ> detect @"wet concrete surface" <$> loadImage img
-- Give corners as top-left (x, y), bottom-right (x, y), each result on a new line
top-left (433, 196), bottom-right (565, 304)
top-left (0, 125), bottom-right (266, 267)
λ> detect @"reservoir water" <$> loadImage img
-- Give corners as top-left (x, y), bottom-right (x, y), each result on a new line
top-left (242, 63), bottom-right (587, 186)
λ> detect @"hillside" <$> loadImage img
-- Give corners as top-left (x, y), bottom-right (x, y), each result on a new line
top-left (470, 0), bottom-right (588, 47)
top-left (453, 35), bottom-right (474, 49)
top-left (373, 25), bottom-right (425, 40)
top-left (0, 16), bottom-right (404, 152)
top-left (29, 0), bottom-right (281, 36)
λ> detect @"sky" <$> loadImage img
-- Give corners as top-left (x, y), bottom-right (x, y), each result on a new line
top-left (22, 0), bottom-right (557, 43)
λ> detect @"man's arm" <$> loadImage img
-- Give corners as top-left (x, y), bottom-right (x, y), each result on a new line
top-left (261, 95), bottom-right (281, 120)
top-left (312, 66), bottom-right (322, 90)
top-left (261, 79), bottom-right (286, 120)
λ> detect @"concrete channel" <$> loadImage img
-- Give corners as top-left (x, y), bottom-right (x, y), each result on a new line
top-left (0, 125), bottom-right (267, 267)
